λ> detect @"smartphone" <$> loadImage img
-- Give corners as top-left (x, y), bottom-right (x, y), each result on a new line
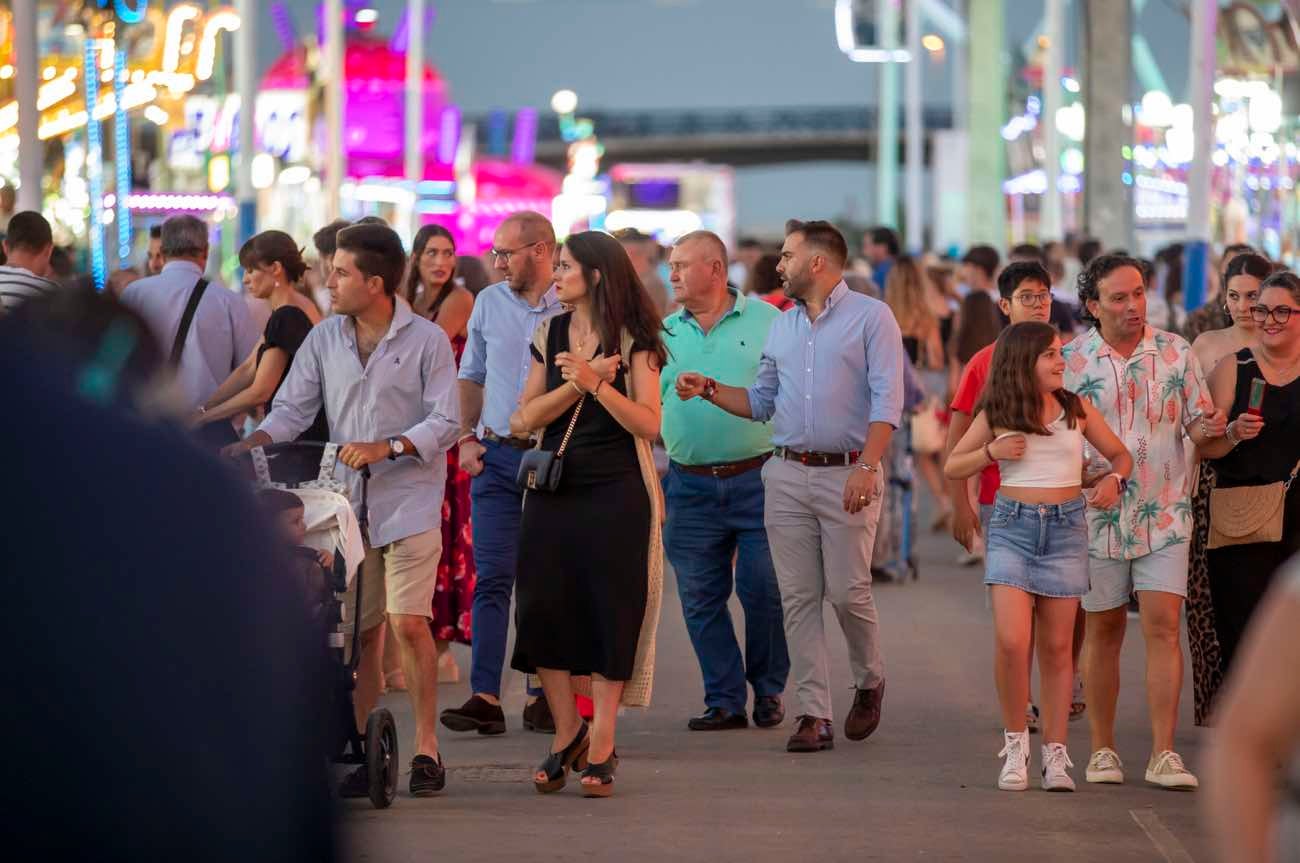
top-left (1247, 377), bottom-right (1267, 416)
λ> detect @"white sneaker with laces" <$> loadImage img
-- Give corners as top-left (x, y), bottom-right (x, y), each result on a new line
top-left (1086, 747), bottom-right (1125, 784)
top-left (1040, 743), bottom-right (1076, 791)
top-left (998, 730), bottom-right (1030, 791)
top-left (1145, 750), bottom-right (1198, 790)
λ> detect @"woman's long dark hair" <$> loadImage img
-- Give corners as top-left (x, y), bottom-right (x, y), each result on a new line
top-left (564, 231), bottom-right (668, 368)
top-left (953, 291), bottom-right (1002, 364)
top-left (238, 230), bottom-right (308, 284)
top-left (402, 225), bottom-right (457, 312)
top-left (977, 321), bottom-right (1085, 435)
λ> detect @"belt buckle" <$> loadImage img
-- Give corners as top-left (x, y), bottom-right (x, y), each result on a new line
top-left (799, 452), bottom-right (810, 465)
top-left (711, 465), bottom-right (723, 478)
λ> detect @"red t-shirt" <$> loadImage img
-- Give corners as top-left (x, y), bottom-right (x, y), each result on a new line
top-left (948, 343), bottom-right (1000, 505)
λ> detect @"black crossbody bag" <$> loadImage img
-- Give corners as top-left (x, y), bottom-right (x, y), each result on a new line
top-left (516, 395), bottom-right (585, 493)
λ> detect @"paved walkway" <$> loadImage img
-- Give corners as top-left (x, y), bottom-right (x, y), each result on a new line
top-left (342, 514), bottom-right (1210, 862)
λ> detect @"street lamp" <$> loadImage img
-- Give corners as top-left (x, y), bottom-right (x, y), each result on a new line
top-left (550, 89), bottom-right (578, 116)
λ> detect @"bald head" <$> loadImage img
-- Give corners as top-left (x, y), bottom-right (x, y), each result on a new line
top-left (674, 230), bottom-right (728, 269)
top-left (502, 211), bottom-right (556, 249)
top-left (669, 230), bottom-right (730, 311)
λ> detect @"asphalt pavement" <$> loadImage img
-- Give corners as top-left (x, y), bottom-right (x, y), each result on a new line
top-left (340, 509), bottom-right (1210, 863)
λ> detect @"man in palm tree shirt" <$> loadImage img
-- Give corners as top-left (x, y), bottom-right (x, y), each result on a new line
top-left (1062, 254), bottom-right (1226, 792)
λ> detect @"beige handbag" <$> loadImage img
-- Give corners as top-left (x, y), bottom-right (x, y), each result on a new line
top-left (1208, 459), bottom-right (1300, 549)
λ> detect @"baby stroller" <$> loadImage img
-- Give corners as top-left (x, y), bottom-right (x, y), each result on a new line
top-left (238, 441), bottom-right (399, 809)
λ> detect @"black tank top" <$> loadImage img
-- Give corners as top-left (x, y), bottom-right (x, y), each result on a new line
top-left (1211, 348), bottom-right (1300, 487)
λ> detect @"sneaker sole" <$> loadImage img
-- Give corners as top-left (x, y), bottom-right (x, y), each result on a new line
top-left (1086, 771), bottom-right (1124, 784)
top-left (410, 784), bottom-right (445, 797)
top-left (1144, 772), bottom-right (1198, 791)
top-left (786, 740), bottom-right (834, 753)
top-left (440, 714), bottom-right (506, 735)
top-left (1042, 783), bottom-right (1076, 792)
top-left (998, 778), bottom-right (1029, 791)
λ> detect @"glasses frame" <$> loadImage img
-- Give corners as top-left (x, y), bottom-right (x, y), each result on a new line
top-left (490, 240), bottom-right (542, 263)
top-left (1250, 304), bottom-right (1298, 326)
top-left (1011, 290), bottom-right (1053, 308)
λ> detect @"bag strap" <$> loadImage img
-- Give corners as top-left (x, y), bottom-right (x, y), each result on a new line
top-left (554, 396), bottom-right (586, 459)
top-left (169, 277), bottom-right (210, 367)
top-left (1286, 458), bottom-right (1300, 490)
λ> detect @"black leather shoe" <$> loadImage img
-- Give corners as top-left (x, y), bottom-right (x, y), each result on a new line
top-left (687, 707), bottom-right (748, 731)
top-left (522, 694), bottom-right (556, 733)
top-left (752, 695), bottom-right (785, 728)
top-left (409, 754), bottom-right (446, 797)
top-left (440, 695), bottom-right (506, 735)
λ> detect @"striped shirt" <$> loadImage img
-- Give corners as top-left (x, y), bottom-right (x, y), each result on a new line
top-left (0, 265), bottom-right (58, 315)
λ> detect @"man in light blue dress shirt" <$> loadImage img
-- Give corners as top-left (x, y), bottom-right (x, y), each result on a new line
top-left (228, 224), bottom-right (461, 798)
top-left (676, 220), bottom-right (905, 754)
top-left (440, 212), bottom-right (565, 737)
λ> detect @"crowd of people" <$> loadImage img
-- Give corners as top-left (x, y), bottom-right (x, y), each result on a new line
top-left (3, 204), bottom-right (1299, 845)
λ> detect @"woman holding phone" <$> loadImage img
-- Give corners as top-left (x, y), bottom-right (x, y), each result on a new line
top-left (1198, 270), bottom-right (1300, 678)
top-left (947, 322), bottom-right (1131, 793)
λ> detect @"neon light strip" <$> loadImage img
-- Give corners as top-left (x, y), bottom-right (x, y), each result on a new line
top-left (511, 108), bottom-right (537, 165)
top-left (125, 193), bottom-right (235, 212)
top-left (437, 106), bottom-right (461, 165)
top-left (114, 48), bottom-right (132, 267)
top-left (84, 40), bottom-right (106, 292)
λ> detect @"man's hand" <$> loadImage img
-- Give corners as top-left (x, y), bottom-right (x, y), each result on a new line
top-left (589, 354), bottom-right (622, 385)
top-left (339, 441), bottom-right (390, 470)
top-left (1199, 408), bottom-right (1228, 439)
top-left (1087, 474), bottom-right (1124, 510)
top-left (842, 465), bottom-right (884, 514)
top-left (951, 501), bottom-right (980, 553)
top-left (459, 438), bottom-right (486, 477)
top-left (675, 372), bottom-right (708, 401)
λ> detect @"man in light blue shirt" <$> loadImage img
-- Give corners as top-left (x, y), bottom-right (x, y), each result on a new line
top-left (121, 215), bottom-right (259, 445)
top-left (676, 220), bottom-right (905, 754)
top-left (440, 212), bottom-right (564, 737)
top-left (228, 224), bottom-right (460, 798)
top-left (660, 231), bottom-right (789, 733)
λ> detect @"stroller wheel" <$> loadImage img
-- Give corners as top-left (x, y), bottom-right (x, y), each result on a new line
top-left (365, 708), bottom-right (398, 809)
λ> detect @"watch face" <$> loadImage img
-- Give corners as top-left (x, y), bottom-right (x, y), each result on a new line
top-left (391, 438), bottom-right (404, 454)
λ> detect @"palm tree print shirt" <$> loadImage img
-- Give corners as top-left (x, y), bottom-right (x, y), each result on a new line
top-left (1063, 325), bottom-right (1213, 560)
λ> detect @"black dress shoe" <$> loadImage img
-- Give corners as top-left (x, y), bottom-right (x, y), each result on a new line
top-left (752, 695), bottom-right (785, 728)
top-left (440, 695), bottom-right (506, 735)
top-left (687, 707), bottom-right (748, 731)
top-left (522, 694), bottom-right (556, 733)
top-left (409, 754), bottom-right (446, 797)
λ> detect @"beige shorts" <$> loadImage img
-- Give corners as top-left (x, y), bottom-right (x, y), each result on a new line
top-left (343, 527), bottom-right (442, 633)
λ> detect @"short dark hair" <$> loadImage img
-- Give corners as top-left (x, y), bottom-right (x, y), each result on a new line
top-left (239, 230), bottom-right (308, 284)
top-left (4, 211), bottom-right (54, 253)
top-left (312, 219), bottom-right (351, 260)
top-left (869, 226), bottom-right (900, 256)
top-left (786, 219), bottom-right (848, 268)
top-left (996, 261), bottom-right (1051, 300)
top-left (1077, 253), bottom-right (1145, 327)
top-left (355, 215), bottom-right (389, 227)
top-left (1009, 243), bottom-right (1045, 265)
top-left (148, 224), bottom-right (162, 240)
top-left (1077, 238), bottom-right (1103, 266)
top-left (335, 223), bottom-right (406, 297)
top-left (961, 244), bottom-right (1000, 279)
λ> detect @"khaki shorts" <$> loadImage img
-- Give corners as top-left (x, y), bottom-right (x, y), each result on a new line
top-left (343, 527), bottom-right (442, 633)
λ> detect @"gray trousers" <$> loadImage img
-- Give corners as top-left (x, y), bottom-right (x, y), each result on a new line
top-left (762, 457), bottom-right (885, 720)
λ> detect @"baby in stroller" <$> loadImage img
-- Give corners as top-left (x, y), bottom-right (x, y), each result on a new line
top-left (258, 488), bottom-right (338, 622)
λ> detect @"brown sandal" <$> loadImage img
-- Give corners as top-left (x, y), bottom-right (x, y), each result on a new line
top-left (533, 723), bottom-right (590, 794)
top-left (580, 750), bottom-right (617, 798)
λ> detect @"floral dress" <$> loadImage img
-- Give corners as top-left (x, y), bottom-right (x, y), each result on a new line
top-left (431, 332), bottom-right (475, 644)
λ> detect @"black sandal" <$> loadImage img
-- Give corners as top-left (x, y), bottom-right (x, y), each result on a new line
top-left (533, 722), bottom-right (590, 794)
top-left (580, 749), bottom-right (617, 798)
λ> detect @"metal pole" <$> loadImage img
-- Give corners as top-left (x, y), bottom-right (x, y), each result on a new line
top-left (967, 0), bottom-right (1006, 246)
top-left (1181, 0), bottom-right (1215, 312)
top-left (1040, 0), bottom-right (1064, 242)
top-left (876, 0), bottom-right (900, 229)
top-left (904, 0), bottom-right (923, 252)
top-left (405, 0), bottom-right (426, 237)
top-left (14, 0), bottom-right (41, 212)
top-left (324, 0), bottom-right (345, 222)
top-left (235, 0), bottom-right (256, 245)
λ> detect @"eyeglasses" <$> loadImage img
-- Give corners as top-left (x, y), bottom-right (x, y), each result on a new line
top-left (1011, 292), bottom-right (1052, 308)
top-left (490, 241), bottom-right (541, 263)
top-left (1250, 304), bottom-right (1299, 325)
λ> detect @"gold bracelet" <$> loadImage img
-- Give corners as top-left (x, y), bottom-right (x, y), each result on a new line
top-left (569, 380), bottom-right (584, 396)
top-left (594, 379), bottom-right (605, 397)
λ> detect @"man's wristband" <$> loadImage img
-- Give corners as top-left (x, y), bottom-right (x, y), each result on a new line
top-left (856, 462), bottom-right (881, 474)
top-left (702, 377), bottom-right (718, 401)
top-left (456, 433), bottom-right (479, 447)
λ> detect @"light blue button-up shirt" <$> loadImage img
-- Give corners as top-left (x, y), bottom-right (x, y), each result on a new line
top-left (121, 260), bottom-right (259, 410)
top-left (457, 280), bottom-right (562, 437)
top-left (259, 300), bottom-right (461, 547)
top-left (746, 280), bottom-right (905, 452)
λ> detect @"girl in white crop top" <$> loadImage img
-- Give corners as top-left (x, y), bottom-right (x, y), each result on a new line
top-left (944, 322), bottom-right (1131, 794)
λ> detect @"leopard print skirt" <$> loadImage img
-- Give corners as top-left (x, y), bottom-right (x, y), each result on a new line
top-left (1187, 461), bottom-right (1224, 726)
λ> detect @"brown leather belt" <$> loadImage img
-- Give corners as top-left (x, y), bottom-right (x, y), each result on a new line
top-left (674, 452), bottom-right (773, 479)
top-left (775, 447), bottom-right (861, 467)
top-left (482, 429), bottom-right (535, 450)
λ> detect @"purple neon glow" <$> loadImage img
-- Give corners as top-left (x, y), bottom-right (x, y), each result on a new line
top-left (271, 2), bottom-right (296, 51)
top-left (437, 105), bottom-right (461, 164)
top-left (511, 108), bottom-right (537, 165)
top-left (389, 4), bottom-right (437, 53)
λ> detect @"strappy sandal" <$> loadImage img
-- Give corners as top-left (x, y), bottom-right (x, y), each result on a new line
top-left (580, 750), bottom-right (618, 798)
top-left (533, 722), bottom-right (590, 794)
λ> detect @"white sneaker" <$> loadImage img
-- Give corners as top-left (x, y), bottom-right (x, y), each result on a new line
top-left (1040, 743), bottom-right (1076, 791)
top-left (998, 730), bottom-right (1030, 791)
top-left (1145, 750), bottom-right (1198, 790)
top-left (1086, 747), bottom-right (1125, 784)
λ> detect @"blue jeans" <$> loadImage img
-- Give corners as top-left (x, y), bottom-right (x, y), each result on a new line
top-left (663, 461), bottom-right (790, 714)
top-left (469, 440), bottom-right (540, 697)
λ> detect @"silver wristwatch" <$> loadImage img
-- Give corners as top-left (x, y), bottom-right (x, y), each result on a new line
top-left (388, 437), bottom-right (405, 460)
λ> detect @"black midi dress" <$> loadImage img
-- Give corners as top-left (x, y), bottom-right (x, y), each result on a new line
top-left (510, 312), bottom-right (650, 681)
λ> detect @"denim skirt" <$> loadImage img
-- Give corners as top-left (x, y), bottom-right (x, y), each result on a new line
top-left (983, 494), bottom-right (1090, 598)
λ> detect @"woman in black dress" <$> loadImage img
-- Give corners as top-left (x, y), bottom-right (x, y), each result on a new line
top-left (1199, 270), bottom-right (1300, 683)
top-left (193, 231), bottom-right (327, 476)
top-left (509, 231), bottom-right (666, 798)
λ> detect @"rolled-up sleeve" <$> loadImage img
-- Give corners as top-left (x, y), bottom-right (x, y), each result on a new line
top-left (864, 308), bottom-right (905, 428)
top-left (746, 329), bottom-right (780, 422)
top-left (457, 301), bottom-right (487, 385)
top-left (259, 328), bottom-right (324, 443)
top-left (403, 333), bottom-right (462, 463)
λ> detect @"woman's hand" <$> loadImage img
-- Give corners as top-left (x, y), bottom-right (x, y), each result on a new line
top-left (556, 352), bottom-right (601, 393)
top-left (1231, 413), bottom-right (1265, 442)
top-left (988, 433), bottom-right (1027, 461)
top-left (186, 407), bottom-right (210, 428)
top-left (588, 354), bottom-right (622, 385)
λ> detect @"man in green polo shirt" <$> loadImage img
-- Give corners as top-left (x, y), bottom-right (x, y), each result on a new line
top-left (660, 230), bottom-right (790, 732)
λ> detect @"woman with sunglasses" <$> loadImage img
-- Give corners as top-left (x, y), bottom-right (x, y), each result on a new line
top-left (1198, 271), bottom-right (1300, 683)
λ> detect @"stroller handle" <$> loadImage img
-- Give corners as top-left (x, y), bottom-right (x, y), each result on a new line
top-left (244, 442), bottom-right (370, 532)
